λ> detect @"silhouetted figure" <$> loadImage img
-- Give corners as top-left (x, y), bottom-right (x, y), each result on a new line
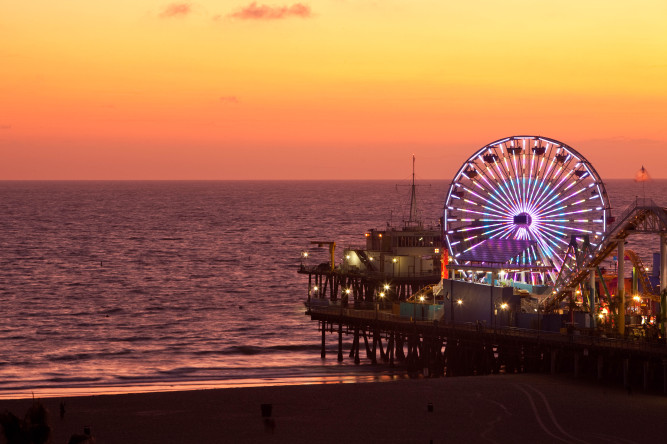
top-left (69, 425), bottom-right (95, 443)
top-left (60, 401), bottom-right (66, 420)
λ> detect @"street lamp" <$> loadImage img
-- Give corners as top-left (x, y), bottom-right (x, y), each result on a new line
top-left (499, 302), bottom-right (508, 328)
top-left (375, 291), bottom-right (385, 318)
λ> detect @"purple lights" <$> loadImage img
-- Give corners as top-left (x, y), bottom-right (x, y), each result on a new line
top-left (444, 135), bottom-right (609, 282)
top-left (513, 212), bottom-right (532, 226)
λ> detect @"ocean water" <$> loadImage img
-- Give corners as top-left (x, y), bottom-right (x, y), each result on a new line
top-left (0, 179), bottom-right (665, 398)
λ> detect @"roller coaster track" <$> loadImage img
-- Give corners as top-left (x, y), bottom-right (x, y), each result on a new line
top-left (545, 197), bottom-right (667, 311)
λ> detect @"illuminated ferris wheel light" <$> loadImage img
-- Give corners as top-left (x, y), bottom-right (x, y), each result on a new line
top-left (444, 136), bottom-right (609, 278)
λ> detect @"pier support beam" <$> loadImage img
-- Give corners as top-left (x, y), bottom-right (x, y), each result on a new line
top-left (353, 328), bottom-right (361, 364)
top-left (618, 240), bottom-right (625, 336)
top-left (661, 234), bottom-right (667, 338)
top-left (337, 323), bottom-right (343, 362)
top-left (550, 350), bottom-right (557, 375)
top-left (589, 269), bottom-right (596, 329)
top-left (388, 332), bottom-right (395, 366)
top-left (321, 322), bottom-right (326, 359)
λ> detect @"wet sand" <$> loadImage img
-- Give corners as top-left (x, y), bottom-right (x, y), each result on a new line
top-left (1, 374), bottom-right (665, 443)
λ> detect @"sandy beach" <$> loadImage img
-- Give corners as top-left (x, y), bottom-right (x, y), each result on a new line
top-left (1, 374), bottom-right (665, 444)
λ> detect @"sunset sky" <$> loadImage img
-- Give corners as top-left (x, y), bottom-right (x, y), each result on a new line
top-left (1, 1), bottom-right (666, 180)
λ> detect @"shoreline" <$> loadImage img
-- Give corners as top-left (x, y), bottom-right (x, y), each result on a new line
top-left (0, 365), bottom-right (414, 401)
top-left (1, 374), bottom-right (666, 443)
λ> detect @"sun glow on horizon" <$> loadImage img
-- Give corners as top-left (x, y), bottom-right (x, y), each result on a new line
top-left (1, 1), bottom-right (666, 179)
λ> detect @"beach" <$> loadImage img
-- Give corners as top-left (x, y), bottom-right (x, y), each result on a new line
top-left (1, 374), bottom-right (665, 443)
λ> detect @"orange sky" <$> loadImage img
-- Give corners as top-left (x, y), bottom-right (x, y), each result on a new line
top-left (1, 1), bottom-right (666, 180)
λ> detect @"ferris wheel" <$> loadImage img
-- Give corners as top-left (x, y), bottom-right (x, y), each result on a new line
top-left (444, 135), bottom-right (610, 275)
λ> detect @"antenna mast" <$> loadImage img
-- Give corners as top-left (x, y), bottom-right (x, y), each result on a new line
top-left (409, 154), bottom-right (417, 224)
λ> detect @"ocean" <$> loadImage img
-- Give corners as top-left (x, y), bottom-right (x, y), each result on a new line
top-left (0, 179), bottom-right (665, 398)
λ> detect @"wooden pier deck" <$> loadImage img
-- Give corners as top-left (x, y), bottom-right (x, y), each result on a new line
top-left (310, 306), bottom-right (667, 394)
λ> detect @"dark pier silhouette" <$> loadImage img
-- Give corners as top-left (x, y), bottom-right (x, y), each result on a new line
top-left (310, 305), bottom-right (667, 394)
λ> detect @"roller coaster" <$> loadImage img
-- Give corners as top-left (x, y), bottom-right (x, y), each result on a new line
top-left (546, 197), bottom-right (667, 311)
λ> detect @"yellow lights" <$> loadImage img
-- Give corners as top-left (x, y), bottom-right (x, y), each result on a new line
top-left (345, 288), bottom-right (351, 295)
top-left (598, 313), bottom-right (604, 319)
top-left (645, 267), bottom-right (650, 272)
top-left (379, 292), bottom-right (385, 298)
top-left (456, 299), bottom-right (463, 305)
top-left (379, 234), bottom-right (383, 238)
top-left (384, 284), bottom-right (390, 291)
top-left (419, 296), bottom-right (425, 302)
top-left (345, 254), bottom-right (351, 260)
top-left (364, 233), bottom-right (370, 237)
top-left (392, 258), bottom-right (398, 263)
top-left (575, 289), bottom-right (581, 295)
top-left (312, 286), bottom-right (318, 292)
top-left (434, 248), bottom-right (440, 254)
top-left (500, 303), bottom-right (509, 310)
top-left (369, 256), bottom-right (374, 261)
top-left (633, 295), bottom-right (641, 302)
top-left (302, 251), bottom-right (309, 258)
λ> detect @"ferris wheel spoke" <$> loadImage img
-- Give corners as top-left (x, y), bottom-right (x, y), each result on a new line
top-left (474, 167), bottom-right (515, 211)
top-left (541, 223), bottom-right (593, 235)
top-left (460, 187), bottom-right (509, 216)
top-left (482, 223), bottom-right (513, 238)
top-left (532, 185), bottom-right (566, 216)
top-left (540, 206), bottom-right (593, 219)
top-left (507, 157), bottom-right (524, 206)
top-left (483, 224), bottom-right (516, 240)
top-left (525, 179), bottom-right (555, 215)
top-left (538, 188), bottom-right (589, 215)
top-left (533, 229), bottom-right (570, 253)
top-left (538, 221), bottom-right (592, 235)
top-left (478, 159), bottom-right (521, 212)
top-left (528, 228), bottom-right (557, 258)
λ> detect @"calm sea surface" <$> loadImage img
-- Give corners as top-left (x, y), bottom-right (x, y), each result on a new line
top-left (0, 179), bottom-right (665, 398)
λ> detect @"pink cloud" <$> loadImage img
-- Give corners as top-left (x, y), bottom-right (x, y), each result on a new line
top-left (220, 96), bottom-right (240, 104)
top-left (159, 3), bottom-right (192, 18)
top-left (229, 2), bottom-right (312, 20)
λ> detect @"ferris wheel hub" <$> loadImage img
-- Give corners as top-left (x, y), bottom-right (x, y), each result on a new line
top-left (513, 213), bottom-right (532, 226)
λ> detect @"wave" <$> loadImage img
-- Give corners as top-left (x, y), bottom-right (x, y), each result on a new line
top-left (194, 344), bottom-right (320, 357)
top-left (47, 376), bottom-right (102, 383)
top-left (50, 350), bottom-right (133, 362)
top-left (100, 307), bottom-right (124, 315)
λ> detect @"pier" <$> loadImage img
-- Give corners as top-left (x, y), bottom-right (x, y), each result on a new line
top-left (309, 305), bottom-right (667, 393)
top-left (299, 136), bottom-right (667, 394)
